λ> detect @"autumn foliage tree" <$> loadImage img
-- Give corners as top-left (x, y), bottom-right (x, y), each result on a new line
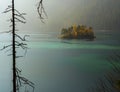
top-left (60, 25), bottom-right (95, 40)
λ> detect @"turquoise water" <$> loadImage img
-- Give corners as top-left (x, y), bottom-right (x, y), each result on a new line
top-left (0, 30), bottom-right (120, 92)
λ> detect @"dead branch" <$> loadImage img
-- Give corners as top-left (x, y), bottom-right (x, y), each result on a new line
top-left (14, 9), bottom-right (26, 16)
top-left (37, 0), bottom-right (47, 23)
top-left (0, 30), bottom-right (12, 34)
top-left (3, 9), bottom-right (12, 13)
top-left (15, 34), bottom-right (29, 41)
top-left (16, 56), bottom-right (23, 58)
top-left (0, 44), bottom-right (12, 51)
top-left (15, 13), bottom-right (26, 20)
top-left (15, 17), bottom-right (26, 23)
top-left (5, 5), bottom-right (12, 10)
top-left (16, 75), bottom-right (35, 92)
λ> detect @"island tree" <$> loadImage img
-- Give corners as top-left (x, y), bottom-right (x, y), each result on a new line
top-left (60, 25), bottom-right (95, 40)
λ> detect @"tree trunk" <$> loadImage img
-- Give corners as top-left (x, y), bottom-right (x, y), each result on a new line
top-left (12, 0), bottom-right (16, 92)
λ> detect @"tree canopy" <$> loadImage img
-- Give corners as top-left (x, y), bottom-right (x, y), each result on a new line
top-left (60, 24), bottom-right (95, 40)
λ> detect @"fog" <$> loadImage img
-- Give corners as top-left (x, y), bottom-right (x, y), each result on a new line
top-left (0, 0), bottom-right (120, 33)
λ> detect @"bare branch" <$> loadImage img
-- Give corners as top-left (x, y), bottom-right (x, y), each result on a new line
top-left (15, 13), bottom-right (26, 20)
top-left (16, 56), bottom-right (23, 58)
top-left (15, 34), bottom-right (29, 41)
top-left (0, 30), bottom-right (12, 34)
top-left (5, 48), bottom-right (12, 53)
top-left (37, 0), bottom-right (47, 23)
top-left (0, 44), bottom-right (12, 51)
top-left (14, 9), bottom-right (22, 15)
top-left (16, 66), bottom-right (34, 92)
top-left (3, 9), bottom-right (12, 13)
top-left (15, 17), bottom-right (26, 24)
top-left (5, 5), bottom-right (12, 10)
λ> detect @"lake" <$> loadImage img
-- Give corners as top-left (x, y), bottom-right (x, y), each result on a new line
top-left (0, 30), bottom-right (120, 92)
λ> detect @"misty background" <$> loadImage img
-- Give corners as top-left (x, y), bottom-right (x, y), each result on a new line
top-left (0, 0), bottom-right (120, 92)
top-left (0, 0), bottom-right (120, 33)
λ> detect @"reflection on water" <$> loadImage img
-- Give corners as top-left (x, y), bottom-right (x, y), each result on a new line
top-left (0, 30), bottom-right (120, 92)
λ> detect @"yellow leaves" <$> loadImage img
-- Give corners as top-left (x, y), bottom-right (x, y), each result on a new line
top-left (73, 24), bottom-right (77, 32)
top-left (74, 31), bottom-right (77, 37)
top-left (60, 24), bottom-right (95, 39)
top-left (79, 26), bottom-right (94, 36)
top-left (72, 24), bottom-right (77, 37)
top-left (72, 25), bottom-right (94, 38)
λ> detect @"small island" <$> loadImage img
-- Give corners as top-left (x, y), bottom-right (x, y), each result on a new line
top-left (59, 25), bottom-right (96, 40)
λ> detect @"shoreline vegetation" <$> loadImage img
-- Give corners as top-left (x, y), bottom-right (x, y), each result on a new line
top-left (59, 24), bottom-right (96, 40)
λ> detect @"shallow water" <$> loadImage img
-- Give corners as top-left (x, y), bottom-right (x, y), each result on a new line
top-left (0, 30), bottom-right (120, 92)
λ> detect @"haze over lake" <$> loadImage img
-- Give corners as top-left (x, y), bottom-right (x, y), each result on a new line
top-left (0, 30), bottom-right (120, 92)
top-left (0, 0), bottom-right (120, 33)
top-left (0, 0), bottom-right (120, 92)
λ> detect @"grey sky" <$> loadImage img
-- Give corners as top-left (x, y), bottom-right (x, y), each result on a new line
top-left (0, 0), bottom-right (120, 33)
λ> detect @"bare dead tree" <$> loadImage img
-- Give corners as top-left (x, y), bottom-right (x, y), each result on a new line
top-left (1, 0), bottom-right (46, 92)
top-left (1, 0), bottom-right (34, 92)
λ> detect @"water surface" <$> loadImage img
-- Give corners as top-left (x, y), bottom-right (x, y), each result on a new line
top-left (0, 30), bottom-right (120, 92)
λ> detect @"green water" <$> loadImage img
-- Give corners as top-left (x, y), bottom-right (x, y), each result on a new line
top-left (0, 30), bottom-right (120, 92)
top-left (20, 31), bottom-right (120, 92)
